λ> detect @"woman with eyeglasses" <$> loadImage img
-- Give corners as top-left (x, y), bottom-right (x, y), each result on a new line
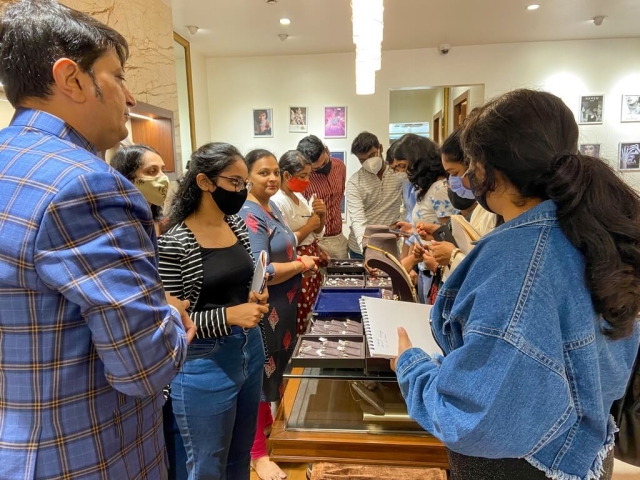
top-left (157, 143), bottom-right (269, 480)
top-left (240, 149), bottom-right (318, 480)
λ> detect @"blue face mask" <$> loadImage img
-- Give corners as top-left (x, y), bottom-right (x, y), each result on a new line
top-left (449, 175), bottom-right (475, 199)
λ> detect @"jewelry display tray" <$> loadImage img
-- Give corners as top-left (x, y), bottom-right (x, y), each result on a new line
top-left (291, 334), bottom-right (366, 369)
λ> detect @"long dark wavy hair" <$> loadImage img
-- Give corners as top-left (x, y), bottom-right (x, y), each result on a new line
top-left (394, 134), bottom-right (446, 201)
top-left (168, 142), bottom-right (243, 226)
top-left (460, 89), bottom-right (640, 339)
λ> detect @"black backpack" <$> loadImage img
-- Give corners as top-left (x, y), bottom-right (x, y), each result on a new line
top-left (612, 345), bottom-right (640, 466)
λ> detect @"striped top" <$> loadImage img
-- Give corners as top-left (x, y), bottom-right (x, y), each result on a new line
top-left (302, 158), bottom-right (346, 236)
top-left (157, 217), bottom-right (268, 356)
top-left (346, 165), bottom-right (404, 253)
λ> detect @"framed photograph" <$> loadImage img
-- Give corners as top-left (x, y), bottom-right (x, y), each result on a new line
top-left (253, 108), bottom-right (273, 138)
top-left (330, 151), bottom-right (346, 162)
top-left (579, 144), bottom-right (601, 157)
top-left (579, 95), bottom-right (604, 125)
top-left (619, 142), bottom-right (640, 171)
top-left (324, 106), bottom-right (347, 138)
top-left (621, 95), bottom-right (640, 123)
top-left (288, 106), bottom-right (308, 133)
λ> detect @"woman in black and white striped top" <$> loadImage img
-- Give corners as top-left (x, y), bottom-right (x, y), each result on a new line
top-left (158, 143), bottom-right (269, 480)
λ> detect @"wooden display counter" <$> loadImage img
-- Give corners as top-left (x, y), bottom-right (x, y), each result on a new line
top-left (269, 367), bottom-right (449, 469)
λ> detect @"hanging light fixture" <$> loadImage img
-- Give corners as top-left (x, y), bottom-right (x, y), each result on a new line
top-left (352, 0), bottom-right (384, 95)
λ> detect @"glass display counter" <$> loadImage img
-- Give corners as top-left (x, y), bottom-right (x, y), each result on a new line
top-left (268, 366), bottom-right (449, 469)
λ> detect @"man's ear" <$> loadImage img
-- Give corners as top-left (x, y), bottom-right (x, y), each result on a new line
top-left (51, 58), bottom-right (88, 103)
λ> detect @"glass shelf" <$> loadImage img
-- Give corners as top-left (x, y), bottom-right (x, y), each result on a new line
top-left (284, 365), bottom-right (397, 381)
top-left (285, 376), bottom-right (428, 436)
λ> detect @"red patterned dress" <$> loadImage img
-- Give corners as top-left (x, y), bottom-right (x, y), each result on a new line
top-left (295, 240), bottom-right (325, 334)
top-left (240, 200), bottom-right (301, 402)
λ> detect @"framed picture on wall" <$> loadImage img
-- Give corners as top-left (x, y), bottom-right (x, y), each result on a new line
top-left (579, 95), bottom-right (604, 125)
top-left (253, 108), bottom-right (273, 137)
top-left (324, 106), bottom-right (347, 138)
top-left (621, 95), bottom-right (640, 123)
top-left (579, 144), bottom-right (601, 157)
top-left (330, 151), bottom-right (347, 219)
top-left (289, 106), bottom-right (308, 133)
top-left (619, 142), bottom-right (640, 171)
top-left (330, 151), bottom-right (346, 162)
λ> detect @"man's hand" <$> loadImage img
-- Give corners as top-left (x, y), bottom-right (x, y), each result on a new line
top-left (430, 241), bottom-right (456, 266)
top-left (416, 222), bottom-right (439, 240)
top-left (166, 294), bottom-right (197, 344)
top-left (390, 327), bottom-right (412, 371)
top-left (312, 198), bottom-right (327, 219)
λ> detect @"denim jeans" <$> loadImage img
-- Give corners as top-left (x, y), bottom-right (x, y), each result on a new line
top-left (417, 270), bottom-right (432, 304)
top-left (164, 397), bottom-right (187, 480)
top-left (171, 327), bottom-right (264, 480)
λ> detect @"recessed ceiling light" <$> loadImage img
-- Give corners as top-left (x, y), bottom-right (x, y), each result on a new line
top-left (280, 18), bottom-right (291, 25)
top-left (527, 4), bottom-right (540, 10)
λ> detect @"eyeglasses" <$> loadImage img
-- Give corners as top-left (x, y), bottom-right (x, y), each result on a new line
top-left (389, 164), bottom-right (408, 173)
top-left (217, 175), bottom-right (253, 192)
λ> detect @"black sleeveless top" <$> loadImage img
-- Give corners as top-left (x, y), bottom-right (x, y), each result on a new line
top-left (194, 240), bottom-right (253, 312)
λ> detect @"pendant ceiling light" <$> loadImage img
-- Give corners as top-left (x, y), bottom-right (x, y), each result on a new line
top-left (352, 0), bottom-right (384, 95)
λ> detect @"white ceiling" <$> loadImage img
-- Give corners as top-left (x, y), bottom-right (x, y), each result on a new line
top-left (171, 0), bottom-right (640, 58)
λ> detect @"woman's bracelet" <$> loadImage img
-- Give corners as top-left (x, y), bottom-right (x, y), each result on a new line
top-left (296, 258), bottom-right (306, 273)
top-left (449, 248), bottom-right (462, 266)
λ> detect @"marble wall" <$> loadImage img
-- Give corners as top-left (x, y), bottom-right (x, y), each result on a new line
top-left (60, 0), bottom-right (182, 169)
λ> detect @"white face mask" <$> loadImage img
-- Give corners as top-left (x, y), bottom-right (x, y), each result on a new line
top-left (133, 174), bottom-right (170, 206)
top-left (362, 156), bottom-right (383, 174)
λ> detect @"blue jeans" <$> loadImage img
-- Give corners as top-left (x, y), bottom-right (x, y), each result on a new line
top-left (348, 249), bottom-right (364, 259)
top-left (418, 270), bottom-right (433, 304)
top-left (171, 327), bottom-right (264, 480)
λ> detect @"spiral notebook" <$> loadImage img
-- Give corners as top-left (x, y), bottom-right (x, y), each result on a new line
top-left (250, 250), bottom-right (268, 294)
top-left (359, 296), bottom-right (442, 359)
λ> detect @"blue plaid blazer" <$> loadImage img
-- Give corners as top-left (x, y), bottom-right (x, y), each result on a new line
top-left (0, 109), bottom-right (188, 479)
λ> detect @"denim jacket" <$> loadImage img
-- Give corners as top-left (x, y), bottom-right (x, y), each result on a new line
top-left (396, 200), bottom-right (639, 480)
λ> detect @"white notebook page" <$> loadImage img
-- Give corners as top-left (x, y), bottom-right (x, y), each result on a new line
top-left (360, 296), bottom-right (443, 358)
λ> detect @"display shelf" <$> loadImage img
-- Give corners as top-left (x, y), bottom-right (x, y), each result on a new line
top-left (269, 368), bottom-right (449, 469)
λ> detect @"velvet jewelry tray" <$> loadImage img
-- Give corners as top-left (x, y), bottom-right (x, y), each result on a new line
top-left (291, 334), bottom-right (366, 369)
top-left (312, 288), bottom-right (382, 318)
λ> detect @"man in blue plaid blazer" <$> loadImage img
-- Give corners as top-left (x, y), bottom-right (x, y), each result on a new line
top-left (0, 1), bottom-right (193, 478)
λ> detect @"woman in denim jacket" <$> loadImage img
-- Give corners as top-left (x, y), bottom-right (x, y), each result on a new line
top-left (393, 89), bottom-right (640, 480)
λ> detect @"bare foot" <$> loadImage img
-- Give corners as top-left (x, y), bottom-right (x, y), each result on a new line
top-left (251, 456), bottom-right (287, 480)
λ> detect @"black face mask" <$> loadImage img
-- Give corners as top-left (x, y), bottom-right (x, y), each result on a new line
top-left (447, 187), bottom-right (476, 211)
top-left (466, 169), bottom-right (494, 214)
top-left (211, 185), bottom-right (248, 215)
top-left (315, 159), bottom-right (332, 176)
